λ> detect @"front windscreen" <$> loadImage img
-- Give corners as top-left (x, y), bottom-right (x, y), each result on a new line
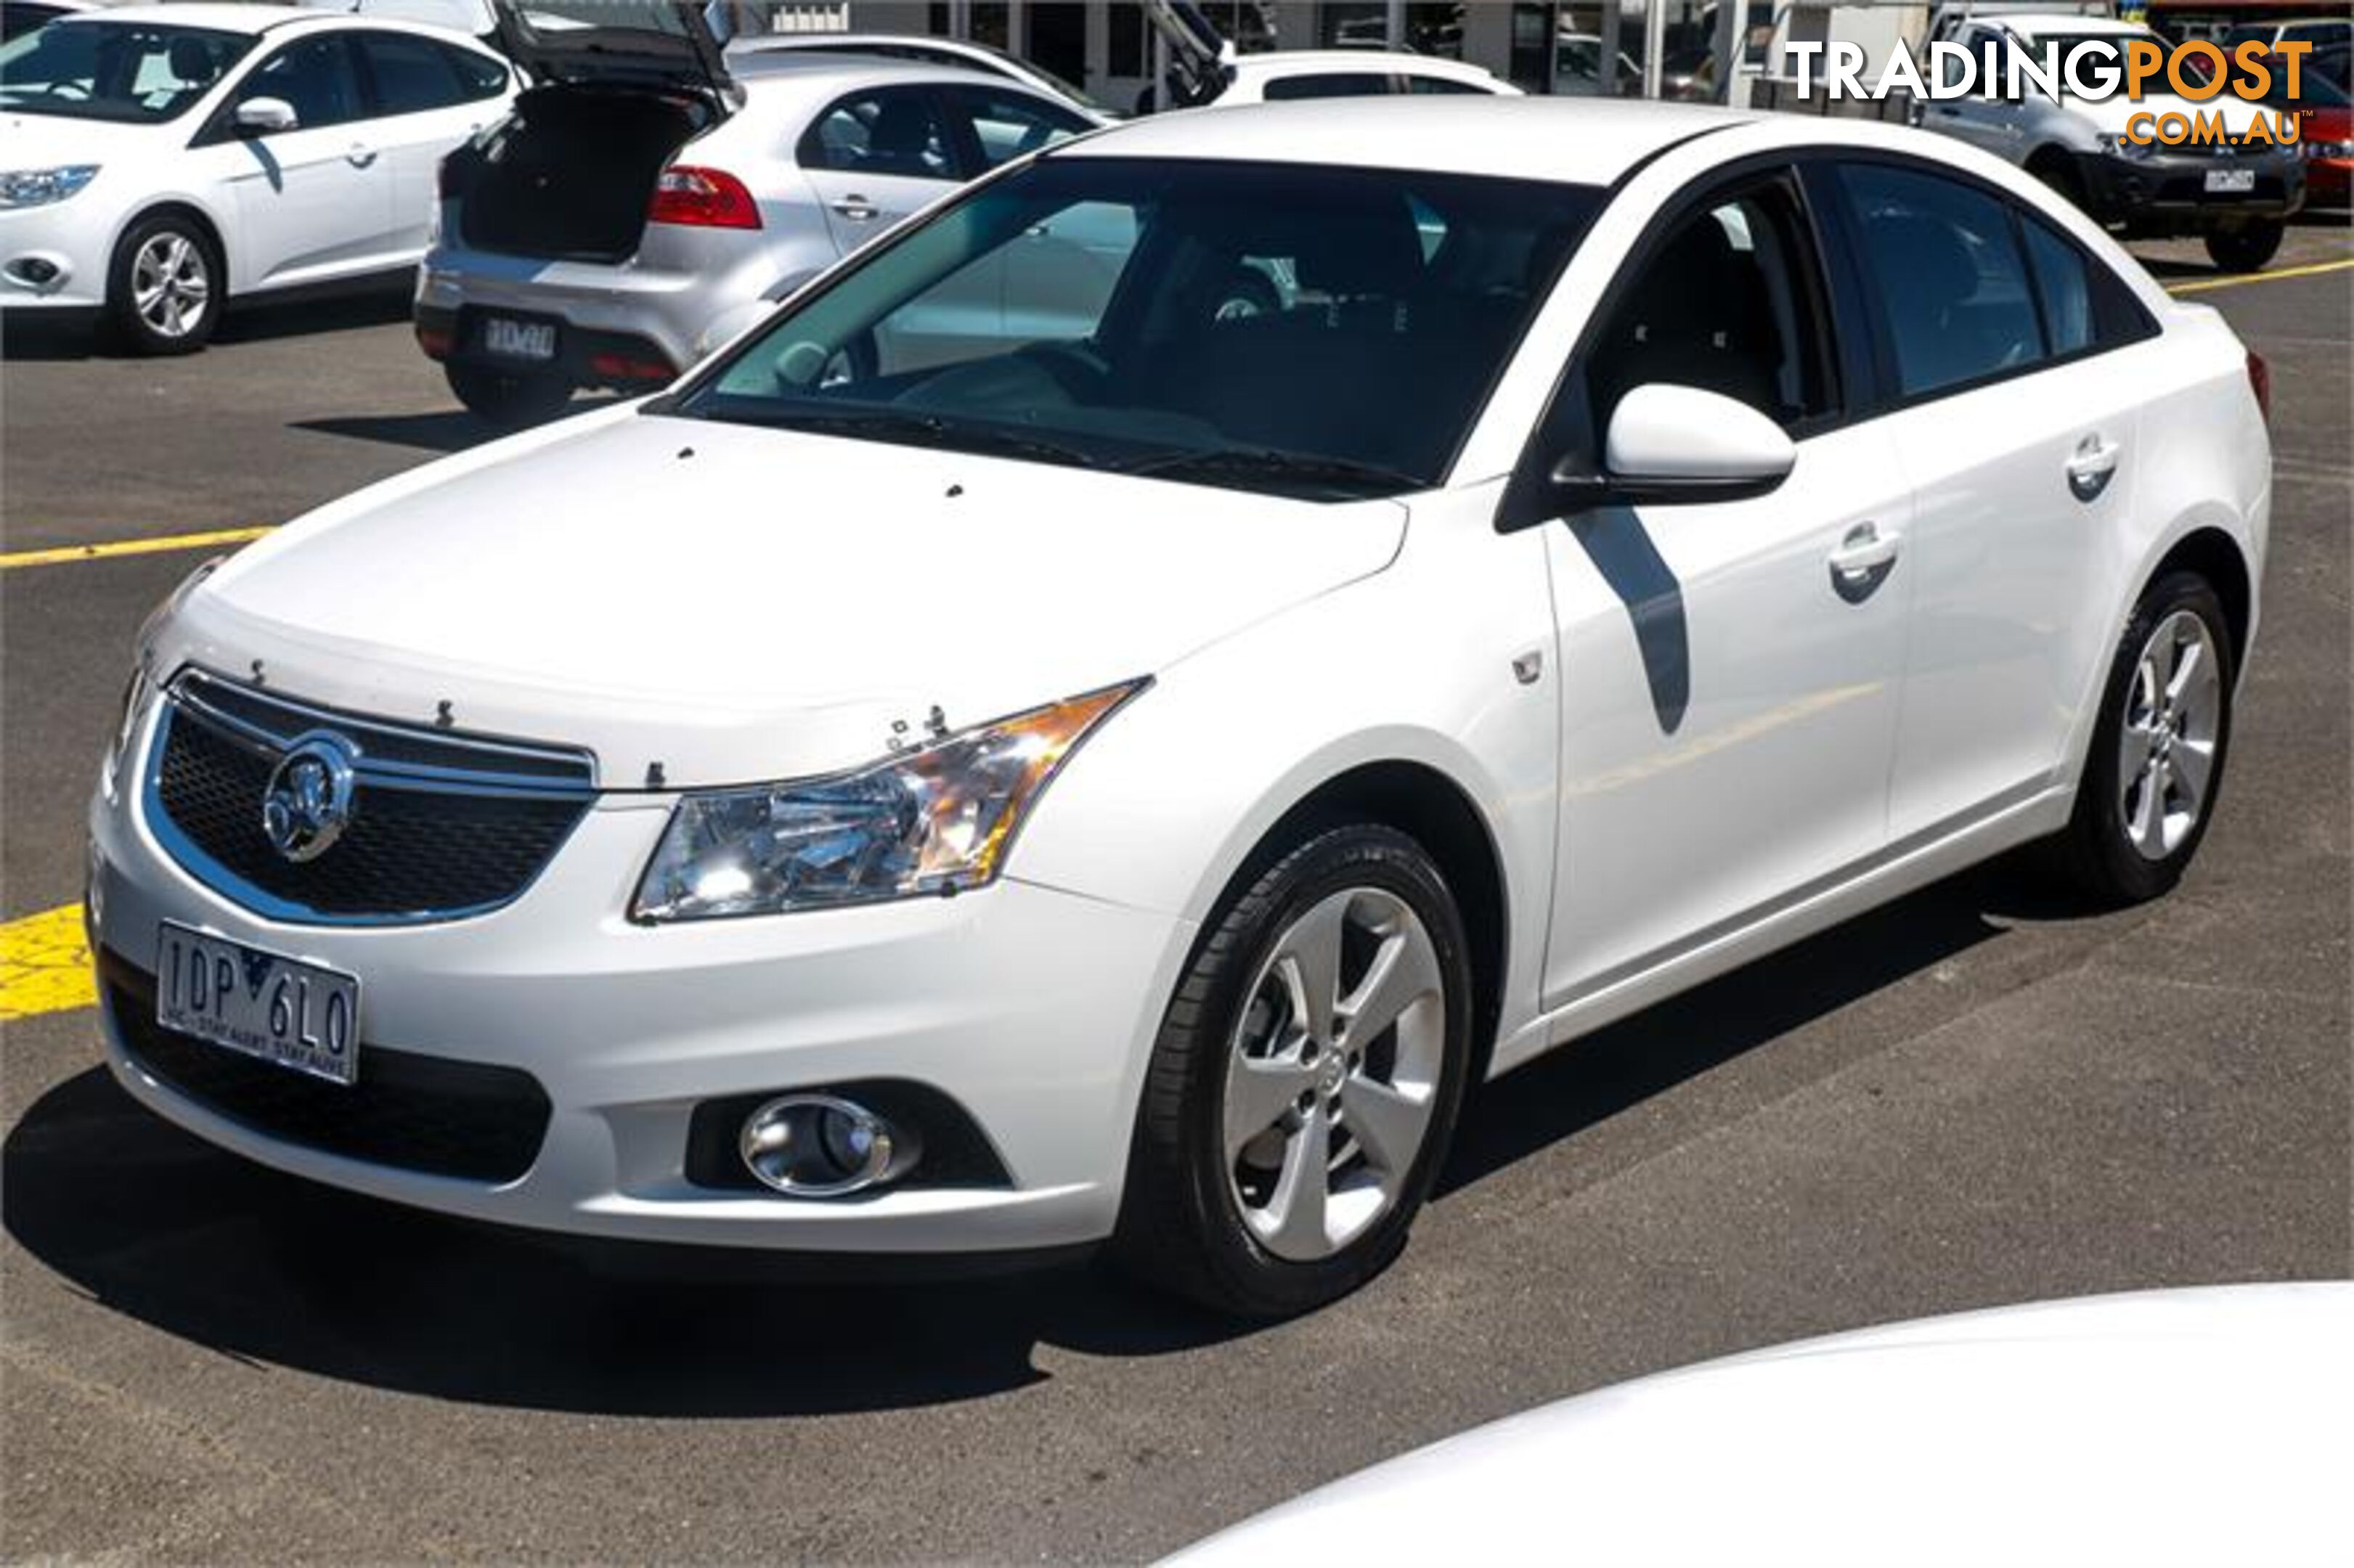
top-left (0, 21), bottom-right (252, 123)
top-left (673, 156), bottom-right (1599, 500)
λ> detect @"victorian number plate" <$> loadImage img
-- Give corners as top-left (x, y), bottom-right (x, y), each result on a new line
top-left (156, 921), bottom-right (361, 1087)
top-left (2204, 168), bottom-right (2256, 195)
top-left (481, 315), bottom-right (557, 361)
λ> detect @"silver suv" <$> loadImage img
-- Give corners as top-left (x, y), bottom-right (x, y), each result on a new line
top-left (1917, 12), bottom-right (2305, 271)
top-left (415, 1), bottom-right (1100, 425)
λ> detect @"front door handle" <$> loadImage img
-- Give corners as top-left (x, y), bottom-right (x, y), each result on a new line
top-left (1828, 520), bottom-right (1901, 603)
top-left (345, 143), bottom-right (378, 168)
top-left (831, 196), bottom-right (878, 222)
top-left (2066, 433), bottom-right (2122, 502)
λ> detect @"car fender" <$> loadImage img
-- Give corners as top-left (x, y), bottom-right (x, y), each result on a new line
top-left (103, 187), bottom-right (239, 294)
top-left (1009, 483), bottom-right (1560, 1057)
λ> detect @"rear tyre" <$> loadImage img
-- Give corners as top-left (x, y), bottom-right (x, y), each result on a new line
top-left (105, 211), bottom-right (221, 356)
top-left (2046, 571), bottom-right (2236, 906)
top-left (1112, 823), bottom-right (1473, 1318)
top-left (446, 362), bottom-right (574, 428)
top-left (2204, 221), bottom-right (2284, 274)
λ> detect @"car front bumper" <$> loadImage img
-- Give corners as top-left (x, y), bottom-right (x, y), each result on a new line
top-left (0, 197), bottom-right (115, 313)
top-left (2070, 145), bottom-right (2307, 232)
top-left (86, 719), bottom-right (1190, 1255)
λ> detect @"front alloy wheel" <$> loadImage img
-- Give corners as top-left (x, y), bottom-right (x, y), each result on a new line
top-left (106, 213), bottom-right (219, 354)
top-left (1115, 822), bottom-right (1473, 1317)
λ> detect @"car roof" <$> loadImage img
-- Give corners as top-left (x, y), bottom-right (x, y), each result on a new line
top-left (1055, 96), bottom-right (1742, 184)
top-left (1977, 12), bottom-right (2151, 36)
top-left (52, 1), bottom-right (456, 36)
top-left (730, 52), bottom-right (1038, 102)
top-left (1231, 49), bottom-right (1499, 78)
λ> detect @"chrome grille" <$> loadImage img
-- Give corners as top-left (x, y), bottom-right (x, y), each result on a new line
top-left (144, 671), bottom-right (597, 925)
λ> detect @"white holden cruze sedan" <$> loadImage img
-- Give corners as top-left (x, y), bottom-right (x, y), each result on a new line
top-left (0, 3), bottom-right (512, 352)
top-left (89, 97), bottom-right (2269, 1317)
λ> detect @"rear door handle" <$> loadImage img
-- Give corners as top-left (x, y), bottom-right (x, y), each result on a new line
top-left (831, 196), bottom-right (878, 222)
top-left (2066, 434), bottom-right (2122, 502)
top-left (1828, 520), bottom-right (1901, 603)
top-left (346, 143), bottom-right (378, 168)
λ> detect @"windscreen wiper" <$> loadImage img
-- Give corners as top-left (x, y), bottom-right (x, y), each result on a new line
top-left (1121, 446), bottom-right (1426, 498)
top-left (705, 407), bottom-right (1111, 472)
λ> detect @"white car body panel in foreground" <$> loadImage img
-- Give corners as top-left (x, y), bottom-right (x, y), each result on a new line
top-left (0, 3), bottom-right (510, 315)
top-left (1176, 1283), bottom-right (2354, 1566)
top-left (91, 99), bottom-right (2268, 1254)
top-left (1210, 50), bottom-right (1521, 105)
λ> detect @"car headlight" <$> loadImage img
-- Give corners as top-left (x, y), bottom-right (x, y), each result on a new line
top-left (0, 166), bottom-right (99, 208)
top-left (632, 680), bottom-right (1148, 922)
top-left (2110, 134), bottom-right (2158, 161)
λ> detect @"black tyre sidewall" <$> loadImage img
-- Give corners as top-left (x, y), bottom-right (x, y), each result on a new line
top-left (2204, 221), bottom-right (2284, 274)
top-left (1123, 824), bottom-right (1475, 1318)
top-left (445, 362), bottom-right (573, 428)
top-left (2067, 572), bottom-right (2236, 904)
top-left (105, 212), bottom-right (220, 356)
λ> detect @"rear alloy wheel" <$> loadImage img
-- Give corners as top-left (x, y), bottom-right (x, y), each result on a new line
top-left (105, 213), bottom-right (220, 355)
top-left (445, 362), bottom-right (574, 429)
top-left (2204, 220), bottom-right (2284, 274)
top-left (1114, 823), bottom-right (1473, 1317)
top-left (2048, 572), bottom-right (2235, 905)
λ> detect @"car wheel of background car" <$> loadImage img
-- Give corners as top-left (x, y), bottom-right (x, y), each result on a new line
top-left (1113, 822), bottom-right (1473, 1318)
top-left (2027, 150), bottom-right (2085, 209)
top-left (2204, 220), bottom-right (2284, 274)
top-left (105, 211), bottom-right (221, 356)
top-left (1211, 271), bottom-right (1282, 322)
top-left (444, 362), bottom-right (575, 428)
top-left (2048, 571), bottom-right (2236, 905)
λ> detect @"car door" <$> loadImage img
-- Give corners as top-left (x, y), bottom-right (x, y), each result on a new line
top-left (347, 30), bottom-right (510, 257)
top-left (209, 33), bottom-right (396, 287)
top-left (1817, 158), bottom-right (2140, 843)
top-left (797, 83), bottom-right (965, 255)
top-left (1922, 25), bottom-right (2026, 159)
top-left (1533, 172), bottom-right (1916, 1005)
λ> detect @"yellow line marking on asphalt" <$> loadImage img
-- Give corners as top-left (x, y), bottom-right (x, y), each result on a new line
top-left (0, 525), bottom-right (272, 572)
top-left (0, 904), bottom-right (94, 1022)
top-left (2164, 256), bottom-right (2354, 295)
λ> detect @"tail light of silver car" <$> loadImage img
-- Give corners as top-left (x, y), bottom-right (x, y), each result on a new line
top-left (648, 166), bottom-right (762, 230)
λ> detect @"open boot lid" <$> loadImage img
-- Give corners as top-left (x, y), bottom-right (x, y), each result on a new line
top-left (492, 0), bottom-right (739, 111)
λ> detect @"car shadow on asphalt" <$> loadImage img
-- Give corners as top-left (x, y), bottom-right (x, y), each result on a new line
top-left (293, 396), bottom-right (622, 455)
top-left (2, 854), bottom-right (2088, 1418)
top-left (1, 285), bottom-right (413, 362)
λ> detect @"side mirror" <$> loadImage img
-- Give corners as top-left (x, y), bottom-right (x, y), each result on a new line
top-left (1552, 383), bottom-right (1796, 508)
top-left (233, 97), bottom-right (298, 136)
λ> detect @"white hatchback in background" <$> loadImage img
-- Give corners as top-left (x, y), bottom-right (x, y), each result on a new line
top-left (0, 1), bottom-right (513, 351)
top-left (415, 1), bottom-right (1105, 425)
top-left (93, 97), bottom-right (2270, 1318)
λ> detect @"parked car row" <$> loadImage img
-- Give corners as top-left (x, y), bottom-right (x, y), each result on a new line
top-left (1913, 11), bottom-right (2344, 272)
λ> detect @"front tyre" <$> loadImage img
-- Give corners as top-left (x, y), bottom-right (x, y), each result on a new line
top-left (1114, 824), bottom-right (1473, 1318)
top-left (105, 212), bottom-right (220, 355)
top-left (2204, 220), bottom-right (2284, 274)
top-left (445, 362), bottom-right (574, 428)
top-left (2050, 572), bottom-right (2236, 905)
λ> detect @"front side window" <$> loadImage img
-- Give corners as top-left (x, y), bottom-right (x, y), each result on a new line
top-left (953, 86), bottom-right (1089, 171)
top-left (799, 86), bottom-right (958, 180)
top-left (1263, 72), bottom-right (1393, 100)
top-left (0, 20), bottom-right (251, 123)
top-left (237, 35), bottom-right (364, 132)
top-left (1587, 180), bottom-right (1835, 432)
top-left (355, 31), bottom-right (465, 115)
top-left (1837, 162), bottom-right (2043, 399)
top-left (677, 157), bottom-right (1598, 499)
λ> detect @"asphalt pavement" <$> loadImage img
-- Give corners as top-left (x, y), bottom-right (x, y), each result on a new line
top-left (2, 222), bottom-right (2348, 1562)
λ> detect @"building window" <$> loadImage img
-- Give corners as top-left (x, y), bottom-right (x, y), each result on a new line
top-left (1406, 3), bottom-right (1465, 58)
top-left (1109, 0), bottom-right (1146, 75)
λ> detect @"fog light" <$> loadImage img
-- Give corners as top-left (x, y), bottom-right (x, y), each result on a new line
top-left (738, 1094), bottom-right (914, 1196)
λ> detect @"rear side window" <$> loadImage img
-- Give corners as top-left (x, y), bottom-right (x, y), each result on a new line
top-left (1404, 75), bottom-right (1491, 94)
top-left (2019, 216), bottom-right (2094, 356)
top-left (439, 43), bottom-right (508, 101)
top-left (354, 31), bottom-right (465, 115)
top-left (1837, 163), bottom-right (2043, 399)
top-left (1263, 72), bottom-right (1393, 100)
top-left (799, 86), bottom-right (958, 179)
top-left (950, 86), bottom-right (1089, 171)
